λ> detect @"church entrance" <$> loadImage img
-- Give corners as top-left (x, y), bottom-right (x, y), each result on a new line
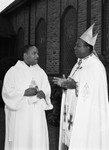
top-left (60, 6), bottom-right (77, 77)
top-left (35, 18), bottom-right (47, 70)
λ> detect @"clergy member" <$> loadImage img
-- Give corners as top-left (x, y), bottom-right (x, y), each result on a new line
top-left (2, 45), bottom-right (53, 150)
top-left (53, 23), bottom-right (109, 150)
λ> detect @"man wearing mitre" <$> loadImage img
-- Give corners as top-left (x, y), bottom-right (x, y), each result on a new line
top-left (53, 23), bottom-right (109, 150)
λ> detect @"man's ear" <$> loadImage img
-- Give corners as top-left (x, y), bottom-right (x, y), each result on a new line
top-left (87, 46), bottom-right (90, 52)
top-left (23, 53), bottom-right (27, 60)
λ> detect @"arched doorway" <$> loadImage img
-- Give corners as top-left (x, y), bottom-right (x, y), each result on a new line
top-left (60, 6), bottom-right (77, 77)
top-left (35, 18), bottom-right (47, 70)
top-left (16, 27), bottom-right (24, 60)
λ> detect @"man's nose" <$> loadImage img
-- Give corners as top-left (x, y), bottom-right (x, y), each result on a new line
top-left (74, 46), bottom-right (76, 51)
top-left (36, 54), bottom-right (39, 58)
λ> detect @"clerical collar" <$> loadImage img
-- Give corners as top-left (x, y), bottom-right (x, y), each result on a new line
top-left (24, 61), bottom-right (30, 67)
top-left (78, 53), bottom-right (93, 64)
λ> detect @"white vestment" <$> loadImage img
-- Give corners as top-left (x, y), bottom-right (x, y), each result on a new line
top-left (2, 61), bottom-right (53, 150)
top-left (59, 54), bottom-right (109, 150)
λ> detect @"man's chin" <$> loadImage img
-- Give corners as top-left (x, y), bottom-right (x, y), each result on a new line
top-left (34, 60), bottom-right (38, 65)
top-left (30, 61), bottom-right (38, 66)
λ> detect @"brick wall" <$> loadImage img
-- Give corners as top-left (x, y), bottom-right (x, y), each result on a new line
top-left (6, 0), bottom-right (103, 74)
top-left (30, 0), bottom-right (36, 45)
top-left (91, 0), bottom-right (102, 55)
top-left (77, 0), bottom-right (87, 37)
top-left (46, 0), bottom-right (60, 74)
top-left (46, 0), bottom-right (77, 74)
top-left (77, 0), bottom-right (102, 55)
top-left (30, 0), bottom-right (102, 74)
top-left (30, 0), bottom-right (47, 45)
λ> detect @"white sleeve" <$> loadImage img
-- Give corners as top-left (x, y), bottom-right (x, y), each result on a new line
top-left (40, 71), bottom-right (53, 110)
top-left (2, 68), bottom-right (25, 110)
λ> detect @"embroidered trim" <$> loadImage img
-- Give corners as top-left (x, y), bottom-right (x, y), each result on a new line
top-left (75, 82), bottom-right (79, 97)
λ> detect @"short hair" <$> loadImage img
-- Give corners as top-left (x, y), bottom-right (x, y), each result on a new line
top-left (22, 44), bottom-right (34, 54)
top-left (20, 44), bottom-right (34, 60)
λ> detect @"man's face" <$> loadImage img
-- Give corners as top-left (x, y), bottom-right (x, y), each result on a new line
top-left (25, 46), bottom-right (39, 66)
top-left (74, 39), bottom-right (90, 58)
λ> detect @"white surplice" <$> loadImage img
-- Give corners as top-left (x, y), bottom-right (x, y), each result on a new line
top-left (59, 54), bottom-right (109, 150)
top-left (2, 61), bottom-right (53, 150)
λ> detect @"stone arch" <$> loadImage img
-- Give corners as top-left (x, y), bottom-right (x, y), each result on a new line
top-left (60, 6), bottom-right (77, 77)
top-left (16, 27), bottom-right (24, 60)
top-left (35, 18), bottom-right (47, 70)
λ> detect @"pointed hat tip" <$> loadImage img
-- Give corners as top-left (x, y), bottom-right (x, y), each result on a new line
top-left (80, 23), bottom-right (99, 46)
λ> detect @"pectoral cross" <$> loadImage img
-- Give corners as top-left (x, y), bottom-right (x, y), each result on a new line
top-left (68, 114), bottom-right (73, 130)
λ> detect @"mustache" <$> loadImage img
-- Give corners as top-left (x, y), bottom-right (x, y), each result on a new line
top-left (35, 57), bottom-right (39, 60)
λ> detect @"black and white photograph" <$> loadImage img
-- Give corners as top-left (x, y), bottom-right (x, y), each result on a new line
top-left (0, 0), bottom-right (109, 150)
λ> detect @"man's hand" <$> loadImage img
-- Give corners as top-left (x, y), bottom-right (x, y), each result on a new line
top-left (53, 75), bottom-right (76, 89)
top-left (53, 77), bottom-right (66, 86)
top-left (36, 90), bottom-right (45, 99)
top-left (24, 87), bottom-right (38, 96)
top-left (53, 74), bottom-right (67, 87)
top-left (61, 78), bottom-right (76, 89)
